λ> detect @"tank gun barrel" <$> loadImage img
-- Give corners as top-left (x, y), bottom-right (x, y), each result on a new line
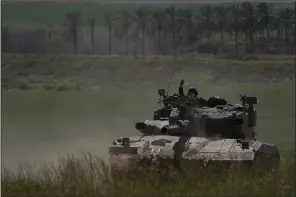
top-left (162, 125), bottom-right (181, 134)
top-left (135, 120), bottom-right (169, 135)
top-left (162, 120), bottom-right (189, 135)
top-left (135, 120), bottom-right (189, 136)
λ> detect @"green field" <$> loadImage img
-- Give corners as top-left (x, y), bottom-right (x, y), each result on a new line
top-left (1, 1), bottom-right (294, 27)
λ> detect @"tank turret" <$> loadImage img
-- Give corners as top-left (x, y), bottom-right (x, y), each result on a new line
top-left (137, 90), bottom-right (258, 140)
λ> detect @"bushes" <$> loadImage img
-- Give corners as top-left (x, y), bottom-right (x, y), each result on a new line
top-left (0, 77), bottom-right (81, 92)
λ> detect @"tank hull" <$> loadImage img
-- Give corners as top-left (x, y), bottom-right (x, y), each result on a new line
top-left (109, 135), bottom-right (280, 171)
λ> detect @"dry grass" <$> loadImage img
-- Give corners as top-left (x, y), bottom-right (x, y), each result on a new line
top-left (2, 150), bottom-right (295, 197)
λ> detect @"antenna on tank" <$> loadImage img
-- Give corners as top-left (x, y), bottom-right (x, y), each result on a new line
top-left (166, 59), bottom-right (175, 97)
top-left (166, 74), bottom-right (173, 97)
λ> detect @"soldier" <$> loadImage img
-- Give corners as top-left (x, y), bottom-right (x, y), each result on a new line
top-left (179, 79), bottom-right (198, 97)
top-left (178, 79), bottom-right (207, 107)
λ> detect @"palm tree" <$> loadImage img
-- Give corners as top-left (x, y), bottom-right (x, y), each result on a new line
top-left (135, 8), bottom-right (149, 57)
top-left (214, 6), bottom-right (228, 53)
top-left (65, 11), bottom-right (82, 54)
top-left (179, 9), bottom-right (195, 47)
top-left (278, 8), bottom-right (294, 52)
top-left (256, 2), bottom-right (273, 41)
top-left (151, 10), bottom-right (165, 54)
top-left (104, 13), bottom-right (114, 55)
top-left (166, 6), bottom-right (177, 57)
top-left (116, 10), bottom-right (132, 55)
top-left (87, 18), bottom-right (96, 54)
top-left (198, 5), bottom-right (214, 42)
top-left (240, 2), bottom-right (256, 53)
top-left (228, 4), bottom-right (240, 52)
top-left (2, 26), bottom-right (12, 52)
top-left (175, 9), bottom-right (187, 52)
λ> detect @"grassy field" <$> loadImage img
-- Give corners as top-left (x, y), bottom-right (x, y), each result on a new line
top-left (2, 53), bottom-right (295, 196)
top-left (2, 53), bottom-right (295, 91)
top-left (2, 150), bottom-right (295, 197)
top-left (1, 1), bottom-right (293, 27)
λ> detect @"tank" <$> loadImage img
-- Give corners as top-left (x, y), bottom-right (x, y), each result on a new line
top-left (108, 85), bottom-right (280, 171)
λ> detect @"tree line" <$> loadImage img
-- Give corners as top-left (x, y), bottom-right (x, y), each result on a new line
top-left (2, 2), bottom-right (295, 55)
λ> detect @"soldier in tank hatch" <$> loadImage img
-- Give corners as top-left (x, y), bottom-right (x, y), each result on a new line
top-left (178, 79), bottom-right (207, 106)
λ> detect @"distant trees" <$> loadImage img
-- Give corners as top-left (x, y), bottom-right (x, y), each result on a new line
top-left (87, 18), bottom-right (96, 54)
top-left (278, 8), bottom-right (294, 52)
top-left (135, 8), bottom-right (149, 56)
top-left (180, 9), bottom-right (195, 47)
top-left (3, 2), bottom-right (289, 55)
top-left (215, 6), bottom-right (228, 52)
top-left (117, 10), bottom-right (132, 55)
top-left (256, 2), bottom-right (272, 41)
top-left (1, 27), bottom-right (12, 52)
top-left (228, 4), bottom-right (240, 52)
top-left (151, 10), bottom-right (165, 54)
top-left (64, 11), bottom-right (82, 53)
top-left (199, 5), bottom-right (214, 42)
top-left (166, 6), bottom-right (177, 57)
top-left (104, 13), bottom-right (114, 55)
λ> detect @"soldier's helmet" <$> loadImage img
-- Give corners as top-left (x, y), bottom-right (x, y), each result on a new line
top-left (187, 87), bottom-right (198, 96)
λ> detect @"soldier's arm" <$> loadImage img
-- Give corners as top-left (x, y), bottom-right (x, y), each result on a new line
top-left (179, 79), bottom-right (185, 96)
top-left (179, 87), bottom-right (184, 96)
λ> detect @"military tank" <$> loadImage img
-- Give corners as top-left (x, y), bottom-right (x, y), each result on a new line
top-left (109, 82), bottom-right (280, 171)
